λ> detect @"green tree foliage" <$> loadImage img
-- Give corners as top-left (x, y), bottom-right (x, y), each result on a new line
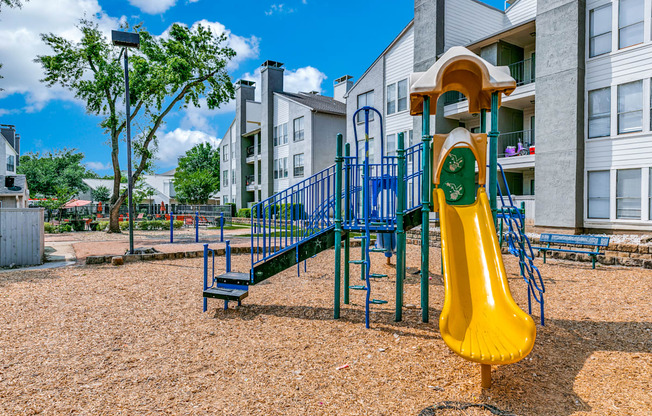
top-left (18, 149), bottom-right (90, 197)
top-left (91, 185), bottom-right (110, 202)
top-left (37, 20), bottom-right (235, 232)
top-left (173, 142), bottom-right (220, 204)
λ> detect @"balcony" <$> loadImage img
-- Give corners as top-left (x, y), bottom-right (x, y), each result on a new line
top-left (508, 57), bottom-right (535, 87)
top-left (246, 144), bottom-right (261, 164)
top-left (497, 129), bottom-right (535, 169)
top-left (245, 175), bottom-right (257, 191)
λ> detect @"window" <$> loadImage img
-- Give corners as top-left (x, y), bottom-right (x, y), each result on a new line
top-left (386, 79), bottom-right (408, 115)
top-left (357, 138), bottom-right (375, 163)
top-left (386, 134), bottom-right (396, 156)
top-left (619, 0), bottom-right (644, 49)
top-left (386, 84), bottom-right (396, 114)
top-left (282, 157), bottom-right (288, 178)
top-left (273, 158), bottom-right (288, 179)
top-left (617, 169), bottom-right (641, 219)
top-left (618, 81), bottom-right (643, 134)
top-left (274, 123), bottom-right (288, 146)
top-left (293, 153), bottom-right (304, 177)
top-left (588, 87), bottom-right (611, 138)
top-left (231, 145), bottom-right (235, 160)
top-left (6, 155), bottom-right (15, 173)
top-left (223, 145), bottom-right (229, 161)
top-left (223, 170), bottom-right (229, 187)
top-left (357, 91), bottom-right (374, 123)
top-left (589, 4), bottom-right (612, 57)
top-left (397, 79), bottom-right (408, 112)
top-left (224, 195), bottom-right (228, 204)
top-left (588, 171), bottom-right (610, 219)
top-left (293, 117), bottom-right (304, 142)
top-left (273, 159), bottom-right (279, 179)
top-left (232, 170), bottom-right (236, 184)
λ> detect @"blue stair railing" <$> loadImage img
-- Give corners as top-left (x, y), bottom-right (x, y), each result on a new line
top-left (496, 163), bottom-right (545, 325)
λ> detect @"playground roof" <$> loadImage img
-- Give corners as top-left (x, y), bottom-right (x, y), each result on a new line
top-left (409, 46), bottom-right (516, 115)
top-left (276, 92), bottom-right (346, 116)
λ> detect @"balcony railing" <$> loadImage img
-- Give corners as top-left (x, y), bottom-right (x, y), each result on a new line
top-left (443, 90), bottom-right (466, 105)
top-left (499, 129), bottom-right (535, 158)
top-left (246, 145), bottom-right (255, 158)
top-left (508, 57), bottom-right (535, 87)
top-left (245, 175), bottom-right (256, 186)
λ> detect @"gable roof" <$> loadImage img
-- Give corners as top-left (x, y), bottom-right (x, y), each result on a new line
top-left (275, 92), bottom-right (346, 116)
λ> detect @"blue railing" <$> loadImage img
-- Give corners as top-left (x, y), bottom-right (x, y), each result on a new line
top-left (251, 165), bottom-right (336, 268)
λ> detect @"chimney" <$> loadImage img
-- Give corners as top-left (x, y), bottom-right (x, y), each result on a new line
top-left (260, 60), bottom-right (284, 199)
top-left (15, 134), bottom-right (20, 166)
top-left (0, 124), bottom-right (16, 150)
top-left (333, 75), bottom-right (353, 103)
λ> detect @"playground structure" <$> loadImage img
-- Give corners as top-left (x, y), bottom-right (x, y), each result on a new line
top-left (202, 46), bottom-right (543, 388)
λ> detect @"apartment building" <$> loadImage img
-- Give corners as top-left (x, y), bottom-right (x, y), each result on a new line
top-left (347, 0), bottom-right (652, 232)
top-left (0, 124), bottom-right (29, 207)
top-left (219, 61), bottom-right (349, 209)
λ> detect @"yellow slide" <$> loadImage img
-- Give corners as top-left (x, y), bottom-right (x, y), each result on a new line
top-left (437, 187), bottom-right (536, 365)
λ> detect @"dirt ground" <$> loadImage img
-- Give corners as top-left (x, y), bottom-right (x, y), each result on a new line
top-left (0, 245), bottom-right (650, 415)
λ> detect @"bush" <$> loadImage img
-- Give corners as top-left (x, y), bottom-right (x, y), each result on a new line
top-left (173, 220), bottom-right (183, 229)
top-left (71, 219), bottom-right (86, 232)
top-left (44, 222), bottom-right (55, 233)
top-left (237, 208), bottom-right (251, 218)
top-left (98, 221), bottom-right (109, 231)
top-left (59, 224), bottom-right (72, 232)
top-left (254, 203), bottom-right (305, 219)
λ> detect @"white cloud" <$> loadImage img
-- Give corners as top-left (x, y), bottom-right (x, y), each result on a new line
top-left (157, 128), bottom-right (219, 164)
top-left (86, 161), bottom-right (112, 171)
top-left (128, 0), bottom-right (176, 14)
top-left (180, 98), bottom-right (235, 135)
top-left (265, 4), bottom-right (295, 16)
top-left (0, 0), bottom-right (123, 111)
top-left (240, 65), bottom-right (327, 101)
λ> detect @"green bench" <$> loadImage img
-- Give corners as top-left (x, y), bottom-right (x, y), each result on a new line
top-left (532, 233), bottom-right (610, 269)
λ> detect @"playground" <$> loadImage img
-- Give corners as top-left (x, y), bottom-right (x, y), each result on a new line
top-left (0, 248), bottom-right (649, 415)
top-left (2, 46), bottom-right (650, 415)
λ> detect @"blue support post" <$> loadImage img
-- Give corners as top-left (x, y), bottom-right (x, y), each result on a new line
top-left (195, 211), bottom-right (199, 243)
top-left (220, 212), bottom-right (224, 242)
top-left (224, 240), bottom-right (231, 310)
top-left (170, 211), bottom-right (174, 243)
top-left (203, 243), bottom-right (208, 312)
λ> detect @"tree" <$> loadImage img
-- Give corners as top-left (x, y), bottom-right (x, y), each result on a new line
top-left (18, 149), bottom-right (90, 197)
top-left (38, 186), bottom-right (77, 222)
top-left (173, 142), bottom-right (220, 204)
top-left (37, 20), bottom-right (236, 232)
top-left (91, 185), bottom-right (110, 203)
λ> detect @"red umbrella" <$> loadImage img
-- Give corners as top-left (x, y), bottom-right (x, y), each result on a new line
top-left (160, 201), bottom-right (165, 213)
top-left (97, 201), bottom-right (102, 213)
top-left (62, 199), bottom-right (91, 208)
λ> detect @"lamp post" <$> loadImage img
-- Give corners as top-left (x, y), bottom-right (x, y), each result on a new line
top-left (111, 30), bottom-right (140, 254)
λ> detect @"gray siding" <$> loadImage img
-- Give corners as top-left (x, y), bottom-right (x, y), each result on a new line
top-left (534, 0), bottom-right (586, 230)
top-left (0, 208), bottom-right (44, 266)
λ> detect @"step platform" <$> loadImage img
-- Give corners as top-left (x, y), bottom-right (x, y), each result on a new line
top-left (214, 272), bottom-right (251, 286)
top-left (203, 287), bottom-right (249, 301)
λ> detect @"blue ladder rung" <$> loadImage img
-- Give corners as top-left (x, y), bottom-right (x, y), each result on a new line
top-left (370, 299), bottom-right (388, 304)
top-left (349, 285), bottom-right (367, 290)
top-left (368, 273), bottom-right (387, 279)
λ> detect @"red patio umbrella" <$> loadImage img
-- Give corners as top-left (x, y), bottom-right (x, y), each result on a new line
top-left (160, 201), bottom-right (166, 213)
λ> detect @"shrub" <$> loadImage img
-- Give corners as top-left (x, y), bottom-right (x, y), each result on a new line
top-left (59, 224), bottom-right (72, 233)
top-left (173, 220), bottom-right (183, 229)
top-left (98, 221), bottom-right (109, 231)
top-left (237, 208), bottom-right (251, 218)
top-left (44, 222), bottom-right (55, 233)
top-left (71, 219), bottom-right (86, 232)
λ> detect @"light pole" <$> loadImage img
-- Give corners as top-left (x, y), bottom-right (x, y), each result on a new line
top-left (111, 30), bottom-right (140, 254)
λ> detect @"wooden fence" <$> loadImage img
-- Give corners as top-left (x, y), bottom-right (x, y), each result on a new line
top-left (0, 208), bottom-right (44, 267)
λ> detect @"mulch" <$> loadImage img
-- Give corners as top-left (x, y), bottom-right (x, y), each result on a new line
top-left (0, 246), bottom-right (649, 415)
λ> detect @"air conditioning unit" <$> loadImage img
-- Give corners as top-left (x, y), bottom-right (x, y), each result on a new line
top-left (5, 176), bottom-right (14, 188)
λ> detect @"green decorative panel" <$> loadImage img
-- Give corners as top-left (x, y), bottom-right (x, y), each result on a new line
top-left (437, 148), bottom-right (477, 206)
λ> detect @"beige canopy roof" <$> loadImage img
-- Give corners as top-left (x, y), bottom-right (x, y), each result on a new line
top-left (409, 46), bottom-right (516, 115)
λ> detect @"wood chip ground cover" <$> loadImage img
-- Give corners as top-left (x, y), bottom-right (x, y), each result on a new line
top-left (0, 246), bottom-right (650, 415)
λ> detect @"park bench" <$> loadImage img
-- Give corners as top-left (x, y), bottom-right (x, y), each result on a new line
top-left (532, 233), bottom-right (610, 269)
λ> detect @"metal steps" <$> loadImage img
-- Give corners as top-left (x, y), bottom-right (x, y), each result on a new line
top-left (214, 272), bottom-right (250, 286)
top-left (203, 287), bottom-right (249, 301)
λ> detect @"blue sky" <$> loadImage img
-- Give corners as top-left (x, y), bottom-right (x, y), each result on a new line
top-left (0, 0), bottom-right (506, 174)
